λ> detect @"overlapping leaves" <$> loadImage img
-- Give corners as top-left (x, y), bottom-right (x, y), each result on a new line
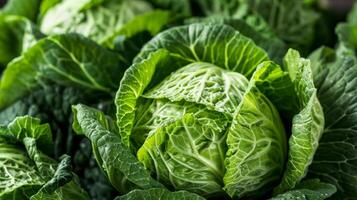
top-left (0, 116), bottom-right (89, 199)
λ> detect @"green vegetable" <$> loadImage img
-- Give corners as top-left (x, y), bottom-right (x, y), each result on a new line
top-left (0, 1), bottom-right (180, 199)
top-left (270, 179), bottom-right (337, 200)
top-left (306, 46), bottom-right (357, 198)
top-left (0, 33), bottom-right (126, 110)
top-left (72, 23), bottom-right (335, 199)
top-left (1, 1), bottom-right (357, 199)
top-left (0, 116), bottom-right (89, 199)
top-left (192, 0), bottom-right (319, 52)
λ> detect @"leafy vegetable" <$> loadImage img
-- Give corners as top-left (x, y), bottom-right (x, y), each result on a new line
top-left (271, 179), bottom-right (336, 200)
top-left (192, 0), bottom-right (319, 52)
top-left (72, 104), bottom-right (164, 193)
top-left (0, 116), bottom-right (89, 199)
top-left (40, 0), bottom-right (153, 44)
top-left (185, 17), bottom-right (287, 63)
top-left (1, 1), bottom-right (357, 199)
top-left (114, 23), bottom-right (325, 199)
top-left (307, 47), bottom-right (357, 199)
top-left (70, 22), bottom-right (334, 199)
top-left (0, 33), bottom-right (125, 110)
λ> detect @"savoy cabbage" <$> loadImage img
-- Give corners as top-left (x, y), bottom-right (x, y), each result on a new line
top-left (0, 0), bottom-right (357, 199)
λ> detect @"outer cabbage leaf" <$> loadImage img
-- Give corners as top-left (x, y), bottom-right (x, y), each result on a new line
top-left (271, 179), bottom-right (336, 200)
top-left (243, 0), bottom-right (319, 51)
top-left (184, 17), bottom-right (287, 63)
top-left (115, 188), bottom-right (205, 200)
top-left (7, 116), bottom-right (53, 152)
top-left (275, 50), bottom-right (324, 193)
top-left (115, 49), bottom-right (171, 147)
top-left (0, 116), bottom-right (89, 200)
top-left (134, 23), bottom-right (269, 77)
top-left (0, 33), bottom-right (125, 110)
top-left (40, 0), bottom-right (153, 44)
top-left (193, 0), bottom-right (319, 51)
top-left (0, 140), bottom-right (43, 199)
top-left (72, 104), bottom-right (164, 193)
top-left (73, 138), bottom-right (118, 200)
top-left (306, 47), bottom-right (357, 199)
top-left (223, 69), bottom-right (287, 198)
top-left (0, 15), bottom-right (43, 66)
top-left (253, 61), bottom-right (299, 119)
top-left (30, 155), bottom-right (89, 200)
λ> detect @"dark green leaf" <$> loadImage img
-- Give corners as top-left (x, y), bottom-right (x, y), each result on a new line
top-left (134, 23), bottom-right (269, 77)
top-left (72, 104), bottom-right (164, 193)
top-left (185, 17), bottom-right (287, 63)
top-left (307, 47), bottom-right (357, 199)
top-left (193, 0), bottom-right (319, 51)
top-left (0, 116), bottom-right (89, 199)
top-left (30, 155), bottom-right (89, 200)
top-left (0, 33), bottom-right (125, 110)
top-left (224, 74), bottom-right (287, 198)
top-left (271, 179), bottom-right (336, 200)
top-left (275, 50), bottom-right (324, 193)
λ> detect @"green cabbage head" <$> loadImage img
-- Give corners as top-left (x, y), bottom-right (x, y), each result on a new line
top-left (114, 23), bottom-right (325, 199)
top-left (74, 23), bottom-right (328, 199)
